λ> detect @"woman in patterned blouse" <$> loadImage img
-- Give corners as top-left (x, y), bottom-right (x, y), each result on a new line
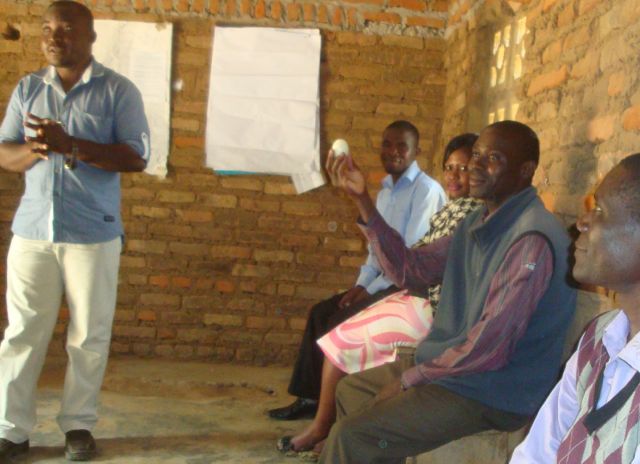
top-left (277, 134), bottom-right (482, 456)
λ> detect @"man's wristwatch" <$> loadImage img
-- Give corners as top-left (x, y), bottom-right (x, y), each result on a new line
top-left (65, 137), bottom-right (78, 170)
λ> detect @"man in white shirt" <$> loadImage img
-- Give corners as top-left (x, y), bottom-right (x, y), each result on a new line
top-left (511, 153), bottom-right (640, 463)
top-left (268, 120), bottom-right (445, 423)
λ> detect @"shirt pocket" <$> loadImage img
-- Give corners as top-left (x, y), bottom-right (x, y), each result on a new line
top-left (73, 112), bottom-right (114, 144)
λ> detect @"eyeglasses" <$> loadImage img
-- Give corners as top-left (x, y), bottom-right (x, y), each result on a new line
top-left (443, 164), bottom-right (469, 172)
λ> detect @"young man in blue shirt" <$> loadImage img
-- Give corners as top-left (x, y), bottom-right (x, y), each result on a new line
top-left (269, 120), bottom-right (446, 427)
top-left (0, 1), bottom-right (149, 461)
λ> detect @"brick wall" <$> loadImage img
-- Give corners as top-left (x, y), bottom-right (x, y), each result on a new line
top-left (0, 0), bottom-right (447, 364)
top-left (439, 0), bottom-right (640, 346)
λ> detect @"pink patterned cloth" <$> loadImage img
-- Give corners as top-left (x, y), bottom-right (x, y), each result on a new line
top-left (317, 290), bottom-right (433, 374)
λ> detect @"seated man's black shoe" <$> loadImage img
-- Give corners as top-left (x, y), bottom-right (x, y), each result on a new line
top-left (0, 438), bottom-right (29, 460)
top-left (268, 397), bottom-right (318, 420)
top-left (64, 430), bottom-right (97, 461)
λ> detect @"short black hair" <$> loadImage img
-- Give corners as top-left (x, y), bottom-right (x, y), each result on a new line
top-left (385, 120), bottom-right (420, 146)
top-left (616, 153), bottom-right (640, 224)
top-left (443, 133), bottom-right (478, 168)
top-left (48, 1), bottom-right (94, 31)
top-left (487, 120), bottom-right (540, 164)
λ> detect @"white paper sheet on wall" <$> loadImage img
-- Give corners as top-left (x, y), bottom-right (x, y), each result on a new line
top-left (93, 20), bottom-right (173, 178)
top-left (205, 26), bottom-right (324, 193)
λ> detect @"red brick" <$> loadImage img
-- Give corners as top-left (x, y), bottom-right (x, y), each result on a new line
top-left (296, 252), bottom-right (335, 267)
top-left (527, 66), bottom-right (569, 96)
top-left (219, 177), bottom-right (263, 191)
top-left (323, 237), bottom-right (362, 252)
top-left (265, 332), bottom-right (302, 345)
top-left (287, 2), bottom-right (300, 21)
top-left (254, 0), bottom-right (265, 18)
top-left (138, 310), bottom-right (157, 322)
top-left (113, 326), bottom-right (156, 338)
top-left (579, 0), bottom-right (600, 15)
top-left (192, 0), bottom-right (205, 13)
top-left (140, 293), bottom-right (181, 307)
top-left (131, 206), bottom-right (171, 219)
top-left (342, 0), bottom-right (384, 3)
top-left (169, 242), bottom-right (210, 256)
top-left (608, 72), bottom-right (625, 96)
top-left (623, 105), bottom-right (640, 131)
top-left (215, 280), bottom-right (235, 293)
top-left (246, 316), bottom-right (286, 330)
top-left (542, 40), bottom-right (562, 64)
top-left (176, 209), bottom-right (213, 223)
top-left (339, 256), bottom-right (364, 267)
top-left (240, 0), bottom-right (251, 16)
top-left (296, 285), bottom-right (335, 300)
top-left (282, 201), bottom-right (322, 216)
top-left (362, 11), bottom-right (401, 24)
top-left (406, 16), bottom-right (445, 28)
top-left (271, 0), bottom-right (282, 20)
top-left (231, 264), bottom-right (271, 278)
top-left (317, 4), bottom-right (329, 23)
top-left (176, 0), bottom-right (188, 12)
top-left (149, 275), bottom-right (170, 288)
top-left (157, 190), bottom-right (196, 203)
top-left (173, 136), bottom-right (204, 148)
top-left (542, 0), bottom-right (559, 11)
top-left (225, 0), bottom-right (235, 16)
top-left (587, 115), bottom-right (616, 143)
top-left (254, 249), bottom-right (294, 263)
top-left (200, 193), bottom-right (237, 208)
top-left (303, 3), bottom-right (315, 22)
top-left (158, 328), bottom-right (176, 339)
top-left (574, 55), bottom-right (599, 80)
top-left (278, 284), bottom-right (295, 296)
top-left (210, 245), bottom-right (251, 259)
top-left (390, 0), bottom-right (426, 11)
top-left (239, 198), bottom-right (280, 212)
top-left (563, 26), bottom-right (590, 51)
top-left (114, 309), bottom-right (135, 322)
top-left (557, 4), bottom-right (575, 27)
top-left (347, 7), bottom-right (358, 26)
top-left (171, 276), bottom-right (192, 288)
top-left (208, 0), bottom-right (219, 14)
top-left (128, 239), bottom-right (167, 254)
top-left (289, 317), bottom-right (307, 331)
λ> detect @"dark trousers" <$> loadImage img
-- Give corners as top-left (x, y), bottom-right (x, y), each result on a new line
top-left (288, 286), bottom-right (398, 400)
top-left (320, 358), bottom-right (530, 463)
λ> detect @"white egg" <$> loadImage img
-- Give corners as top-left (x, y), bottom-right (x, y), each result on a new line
top-left (331, 139), bottom-right (350, 157)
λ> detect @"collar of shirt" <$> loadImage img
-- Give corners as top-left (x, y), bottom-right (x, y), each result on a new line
top-left (42, 58), bottom-right (103, 94)
top-left (381, 160), bottom-right (420, 190)
top-left (608, 310), bottom-right (640, 373)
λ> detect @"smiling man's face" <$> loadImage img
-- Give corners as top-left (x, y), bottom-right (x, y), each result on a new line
top-left (573, 166), bottom-right (640, 291)
top-left (379, 127), bottom-right (418, 182)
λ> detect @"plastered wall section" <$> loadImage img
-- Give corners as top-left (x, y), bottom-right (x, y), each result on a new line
top-left (440, 0), bottom-right (640, 348)
top-left (0, 0), bottom-right (447, 364)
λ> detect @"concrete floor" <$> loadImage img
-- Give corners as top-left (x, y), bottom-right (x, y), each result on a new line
top-left (21, 357), bottom-right (308, 463)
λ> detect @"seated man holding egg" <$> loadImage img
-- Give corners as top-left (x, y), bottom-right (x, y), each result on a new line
top-left (277, 133), bottom-right (482, 454)
top-left (267, 120), bottom-right (446, 423)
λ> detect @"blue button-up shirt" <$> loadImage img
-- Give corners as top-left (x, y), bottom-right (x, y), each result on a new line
top-left (0, 60), bottom-right (150, 244)
top-left (355, 160), bottom-right (446, 295)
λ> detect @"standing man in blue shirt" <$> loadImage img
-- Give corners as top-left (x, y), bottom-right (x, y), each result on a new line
top-left (268, 120), bottom-right (446, 428)
top-left (0, 1), bottom-right (149, 461)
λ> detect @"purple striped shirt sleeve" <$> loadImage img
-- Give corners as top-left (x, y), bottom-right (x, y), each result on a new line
top-left (401, 233), bottom-right (553, 387)
top-left (358, 209), bottom-right (451, 293)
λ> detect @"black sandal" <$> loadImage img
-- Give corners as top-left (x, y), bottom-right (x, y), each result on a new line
top-left (277, 435), bottom-right (294, 452)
